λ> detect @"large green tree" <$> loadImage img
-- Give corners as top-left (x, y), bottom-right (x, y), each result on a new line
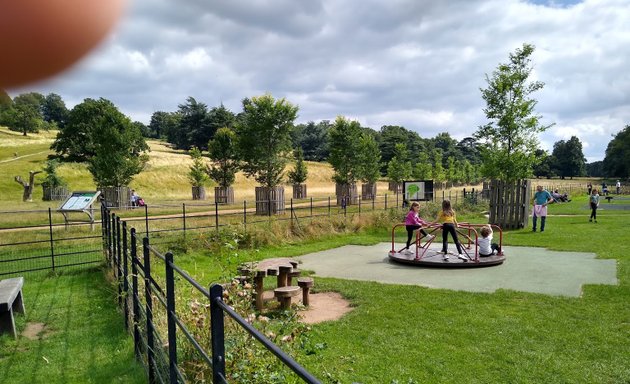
top-left (603, 125), bottom-right (630, 178)
top-left (42, 93), bottom-right (68, 128)
top-left (287, 147), bottom-right (308, 185)
top-left (292, 120), bottom-right (330, 161)
top-left (176, 96), bottom-right (211, 150)
top-left (236, 94), bottom-right (298, 188)
top-left (475, 43), bottom-right (552, 181)
top-left (207, 127), bottom-right (240, 188)
top-left (52, 98), bottom-right (147, 161)
top-left (550, 136), bottom-right (586, 179)
top-left (328, 116), bottom-right (364, 184)
top-left (387, 143), bottom-right (412, 185)
top-left (4, 92), bottom-right (45, 135)
top-left (149, 110), bottom-right (181, 139)
top-left (357, 133), bottom-right (382, 184)
top-left (87, 110), bottom-right (149, 188)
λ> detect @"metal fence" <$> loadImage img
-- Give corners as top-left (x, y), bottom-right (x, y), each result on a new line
top-left (0, 207), bottom-right (102, 277)
top-left (104, 207), bottom-right (321, 383)
top-left (0, 189), bottom-right (489, 277)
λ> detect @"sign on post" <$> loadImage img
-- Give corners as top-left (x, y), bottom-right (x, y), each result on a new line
top-left (58, 191), bottom-right (102, 229)
top-left (402, 180), bottom-right (434, 204)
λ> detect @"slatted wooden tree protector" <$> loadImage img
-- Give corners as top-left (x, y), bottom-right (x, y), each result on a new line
top-left (274, 286), bottom-right (301, 310)
top-left (297, 277), bottom-right (314, 306)
top-left (0, 277), bottom-right (26, 339)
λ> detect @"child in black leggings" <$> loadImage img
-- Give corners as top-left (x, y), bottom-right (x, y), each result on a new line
top-left (436, 200), bottom-right (466, 262)
top-left (402, 202), bottom-right (435, 254)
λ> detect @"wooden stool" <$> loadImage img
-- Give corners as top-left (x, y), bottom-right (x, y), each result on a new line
top-left (277, 266), bottom-right (292, 288)
top-left (289, 261), bottom-right (299, 268)
top-left (297, 277), bottom-right (314, 306)
top-left (274, 286), bottom-right (301, 310)
top-left (266, 267), bottom-right (278, 277)
top-left (287, 269), bottom-right (301, 286)
top-left (253, 270), bottom-right (266, 311)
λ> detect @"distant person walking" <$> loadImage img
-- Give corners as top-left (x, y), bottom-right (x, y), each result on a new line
top-left (589, 189), bottom-right (600, 223)
top-left (532, 185), bottom-right (553, 232)
top-left (587, 182), bottom-right (592, 196)
top-left (616, 180), bottom-right (621, 194)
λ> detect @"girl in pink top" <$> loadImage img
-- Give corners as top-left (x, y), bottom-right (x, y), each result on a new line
top-left (403, 202), bottom-right (435, 254)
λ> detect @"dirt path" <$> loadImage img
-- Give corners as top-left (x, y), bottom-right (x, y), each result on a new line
top-left (0, 150), bottom-right (49, 164)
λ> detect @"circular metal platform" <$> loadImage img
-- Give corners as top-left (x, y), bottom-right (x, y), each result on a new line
top-left (389, 246), bottom-right (506, 268)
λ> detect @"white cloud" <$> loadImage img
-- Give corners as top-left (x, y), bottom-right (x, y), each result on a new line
top-left (12, 0), bottom-right (630, 162)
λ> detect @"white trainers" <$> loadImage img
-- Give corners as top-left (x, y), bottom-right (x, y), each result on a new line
top-left (425, 234), bottom-right (435, 241)
top-left (403, 249), bottom-right (413, 255)
top-left (457, 254), bottom-right (468, 262)
top-left (442, 253), bottom-right (450, 261)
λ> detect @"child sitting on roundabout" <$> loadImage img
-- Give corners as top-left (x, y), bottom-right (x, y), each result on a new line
top-left (478, 225), bottom-right (501, 257)
top-left (402, 201), bottom-right (435, 255)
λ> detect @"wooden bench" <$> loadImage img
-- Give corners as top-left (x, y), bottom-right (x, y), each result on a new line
top-left (274, 286), bottom-right (301, 310)
top-left (0, 277), bottom-right (26, 339)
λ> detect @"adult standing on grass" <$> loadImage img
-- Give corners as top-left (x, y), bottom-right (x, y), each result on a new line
top-left (532, 185), bottom-right (553, 232)
top-left (589, 188), bottom-right (600, 223)
top-left (616, 180), bottom-right (621, 194)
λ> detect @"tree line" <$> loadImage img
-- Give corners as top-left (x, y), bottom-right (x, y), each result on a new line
top-left (2, 43), bottom-right (630, 194)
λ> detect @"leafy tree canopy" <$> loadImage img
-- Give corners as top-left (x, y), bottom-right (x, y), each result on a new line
top-left (236, 94), bottom-right (298, 188)
top-left (287, 147), bottom-right (308, 185)
top-left (357, 133), bottom-right (382, 183)
top-left (387, 143), bottom-right (412, 184)
top-left (207, 127), bottom-right (240, 188)
top-left (475, 43), bottom-right (552, 181)
top-left (551, 136), bottom-right (586, 179)
top-left (603, 124), bottom-right (630, 178)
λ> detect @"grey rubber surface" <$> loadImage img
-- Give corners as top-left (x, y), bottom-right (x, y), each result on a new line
top-left (297, 243), bottom-right (617, 297)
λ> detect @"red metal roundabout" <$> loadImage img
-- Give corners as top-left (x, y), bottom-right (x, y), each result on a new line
top-left (388, 222), bottom-right (506, 268)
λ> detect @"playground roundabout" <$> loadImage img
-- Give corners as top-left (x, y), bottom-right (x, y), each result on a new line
top-left (388, 223), bottom-right (506, 268)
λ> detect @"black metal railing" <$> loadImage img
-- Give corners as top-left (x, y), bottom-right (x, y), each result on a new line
top-left (103, 206), bottom-right (321, 383)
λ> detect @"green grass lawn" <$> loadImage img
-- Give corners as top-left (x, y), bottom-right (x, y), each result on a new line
top-left (159, 193), bottom-right (630, 383)
top-left (0, 268), bottom-right (145, 384)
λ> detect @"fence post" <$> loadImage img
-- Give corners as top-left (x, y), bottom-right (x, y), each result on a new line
top-left (143, 237), bottom-right (156, 384)
top-left (48, 208), bottom-right (55, 271)
top-left (358, 195), bottom-right (361, 216)
top-left (144, 204), bottom-right (149, 240)
top-left (182, 203), bottom-right (187, 240)
top-left (209, 284), bottom-right (226, 383)
top-left (372, 195), bottom-right (375, 211)
top-left (116, 217), bottom-right (123, 306)
top-left (385, 194), bottom-right (388, 210)
top-left (215, 202), bottom-right (219, 232)
top-left (130, 229), bottom-right (141, 360)
top-left (243, 200), bottom-right (247, 231)
top-left (310, 197), bottom-right (313, 218)
top-left (290, 198), bottom-right (294, 228)
top-left (328, 196), bottom-right (331, 217)
top-left (396, 191), bottom-right (399, 208)
top-left (122, 221), bottom-right (129, 331)
top-left (165, 252), bottom-right (178, 384)
top-left (111, 214), bottom-right (117, 268)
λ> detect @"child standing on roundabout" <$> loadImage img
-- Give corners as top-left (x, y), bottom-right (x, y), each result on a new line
top-left (437, 200), bottom-right (467, 262)
top-left (402, 202), bottom-right (435, 255)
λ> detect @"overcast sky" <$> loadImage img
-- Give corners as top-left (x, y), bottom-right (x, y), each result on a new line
top-left (13, 0), bottom-right (630, 162)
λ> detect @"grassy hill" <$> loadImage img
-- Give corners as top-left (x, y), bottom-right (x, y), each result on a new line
top-left (0, 126), bottom-right (346, 210)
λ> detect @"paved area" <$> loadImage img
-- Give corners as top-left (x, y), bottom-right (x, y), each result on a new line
top-left (297, 243), bottom-right (617, 297)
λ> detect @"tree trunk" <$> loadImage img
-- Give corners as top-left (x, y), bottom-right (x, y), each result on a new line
top-left (14, 171), bottom-right (42, 201)
top-left (361, 183), bottom-right (377, 200)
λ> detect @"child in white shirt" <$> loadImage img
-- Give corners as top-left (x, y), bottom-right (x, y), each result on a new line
top-left (478, 225), bottom-right (500, 257)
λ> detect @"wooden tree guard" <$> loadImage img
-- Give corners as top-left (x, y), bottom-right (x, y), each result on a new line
top-left (292, 184), bottom-right (307, 199)
top-left (361, 183), bottom-right (377, 200)
top-left (214, 186), bottom-right (234, 204)
top-left (255, 186), bottom-right (285, 215)
top-left (14, 171), bottom-right (42, 201)
top-left (488, 179), bottom-right (531, 229)
top-left (42, 186), bottom-right (69, 201)
top-left (335, 183), bottom-right (358, 206)
top-left (101, 186), bottom-right (131, 208)
top-left (388, 181), bottom-right (401, 193)
top-left (192, 186), bottom-right (206, 200)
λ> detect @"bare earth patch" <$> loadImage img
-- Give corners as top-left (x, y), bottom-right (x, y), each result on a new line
top-left (298, 292), bottom-right (353, 324)
top-left (21, 322), bottom-right (49, 340)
